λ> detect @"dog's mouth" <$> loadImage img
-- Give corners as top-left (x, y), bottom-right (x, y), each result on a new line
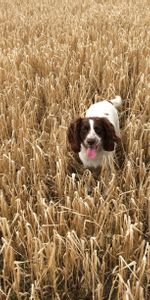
top-left (86, 146), bottom-right (97, 159)
top-left (84, 143), bottom-right (100, 159)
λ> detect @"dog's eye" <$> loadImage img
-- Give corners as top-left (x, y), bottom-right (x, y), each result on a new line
top-left (81, 126), bottom-right (89, 132)
top-left (94, 126), bottom-right (102, 134)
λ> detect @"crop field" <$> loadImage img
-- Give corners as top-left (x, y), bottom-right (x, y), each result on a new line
top-left (0, 0), bottom-right (150, 299)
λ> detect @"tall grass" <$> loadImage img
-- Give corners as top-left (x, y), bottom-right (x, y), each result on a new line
top-left (0, 0), bottom-right (150, 299)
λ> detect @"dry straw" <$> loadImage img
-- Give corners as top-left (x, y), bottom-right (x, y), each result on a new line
top-left (0, 0), bottom-right (150, 299)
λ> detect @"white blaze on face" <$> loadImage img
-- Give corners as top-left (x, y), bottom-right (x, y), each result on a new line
top-left (85, 119), bottom-right (101, 159)
top-left (87, 119), bottom-right (95, 139)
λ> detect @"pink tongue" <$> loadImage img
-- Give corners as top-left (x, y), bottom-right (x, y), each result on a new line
top-left (86, 148), bottom-right (97, 159)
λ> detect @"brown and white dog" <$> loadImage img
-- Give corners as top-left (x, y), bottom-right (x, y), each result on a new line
top-left (67, 96), bottom-right (122, 168)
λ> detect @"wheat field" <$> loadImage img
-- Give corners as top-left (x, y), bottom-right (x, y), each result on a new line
top-left (0, 0), bottom-right (150, 299)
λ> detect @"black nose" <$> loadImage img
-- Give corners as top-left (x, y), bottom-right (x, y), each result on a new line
top-left (87, 138), bottom-right (96, 146)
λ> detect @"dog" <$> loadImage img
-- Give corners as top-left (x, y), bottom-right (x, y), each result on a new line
top-left (67, 96), bottom-right (122, 168)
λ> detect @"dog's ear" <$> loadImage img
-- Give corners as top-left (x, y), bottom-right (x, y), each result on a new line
top-left (101, 118), bottom-right (120, 151)
top-left (67, 118), bottom-right (82, 153)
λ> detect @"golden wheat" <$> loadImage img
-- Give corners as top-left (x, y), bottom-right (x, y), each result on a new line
top-left (0, 0), bottom-right (150, 299)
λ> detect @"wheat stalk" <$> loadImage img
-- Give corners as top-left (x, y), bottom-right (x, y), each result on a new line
top-left (0, 0), bottom-right (150, 299)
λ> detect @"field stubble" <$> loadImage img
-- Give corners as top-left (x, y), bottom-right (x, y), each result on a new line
top-left (0, 0), bottom-right (150, 299)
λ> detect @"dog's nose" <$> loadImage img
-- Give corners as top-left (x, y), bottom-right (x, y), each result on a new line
top-left (87, 138), bottom-right (96, 146)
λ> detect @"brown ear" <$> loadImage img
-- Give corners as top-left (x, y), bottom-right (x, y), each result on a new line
top-left (67, 118), bottom-right (82, 153)
top-left (101, 118), bottom-right (120, 151)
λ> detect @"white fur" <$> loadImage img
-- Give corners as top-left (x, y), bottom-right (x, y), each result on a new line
top-left (79, 96), bottom-right (122, 168)
top-left (85, 119), bottom-right (101, 144)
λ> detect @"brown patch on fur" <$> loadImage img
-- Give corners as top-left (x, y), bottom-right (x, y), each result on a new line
top-left (101, 117), bottom-right (120, 151)
top-left (67, 117), bottom-right (82, 152)
top-left (79, 118), bottom-right (90, 142)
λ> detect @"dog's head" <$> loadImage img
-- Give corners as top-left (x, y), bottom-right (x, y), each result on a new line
top-left (67, 117), bottom-right (120, 158)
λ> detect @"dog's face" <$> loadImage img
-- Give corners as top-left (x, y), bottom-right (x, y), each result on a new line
top-left (79, 118), bottom-right (104, 158)
top-left (67, 117), bottom-right (120, 158)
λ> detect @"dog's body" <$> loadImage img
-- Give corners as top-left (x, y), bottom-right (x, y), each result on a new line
top-left (67, 96), bottom-right (122, 168)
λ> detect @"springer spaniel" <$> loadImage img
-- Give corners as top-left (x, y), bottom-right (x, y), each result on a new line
top-left (67, 96), bottom-right (122, 168)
